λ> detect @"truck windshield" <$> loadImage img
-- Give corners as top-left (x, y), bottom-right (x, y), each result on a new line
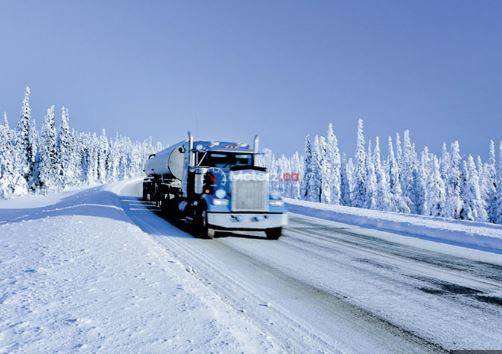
top-left (198, 152), bottom-right (254, 168)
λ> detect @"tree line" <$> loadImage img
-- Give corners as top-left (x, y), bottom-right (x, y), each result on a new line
top-left (266, 119), bottom-right (502, 225)
top-left (0, 87), bottom-right (162, 198)
top-left (2, 87), bottom-right (501, 225)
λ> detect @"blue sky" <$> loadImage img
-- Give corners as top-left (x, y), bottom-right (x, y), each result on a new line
top-left (0, 0), bottom-right (501, 157)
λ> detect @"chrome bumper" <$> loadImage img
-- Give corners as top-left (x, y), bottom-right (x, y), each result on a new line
top-left (207, 212), bottom-right (288, 230)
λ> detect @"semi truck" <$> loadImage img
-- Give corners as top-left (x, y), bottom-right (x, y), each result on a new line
top-left (142, 132), bottom-right (287, 239)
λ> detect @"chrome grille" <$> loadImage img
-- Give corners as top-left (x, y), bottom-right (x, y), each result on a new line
top-left (231, 171), bottom-right (268, 212)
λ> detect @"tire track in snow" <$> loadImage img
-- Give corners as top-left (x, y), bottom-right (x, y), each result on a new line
top-left (118, 181), bottom-right (445, 353)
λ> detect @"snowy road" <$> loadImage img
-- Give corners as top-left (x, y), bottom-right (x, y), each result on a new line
top-left (2, 180), bottom-right (501, 352)
top-left (119, 180), bottom-right (502, 352)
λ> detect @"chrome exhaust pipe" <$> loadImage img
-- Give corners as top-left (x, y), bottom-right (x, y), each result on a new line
top-left (253, 134), bottom-right (259, 153)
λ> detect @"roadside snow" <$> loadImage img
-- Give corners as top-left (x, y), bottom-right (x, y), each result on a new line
top-left (286, 198), bottom-right (502, 254)
top-left (0, 182), bottom-right (277, 353)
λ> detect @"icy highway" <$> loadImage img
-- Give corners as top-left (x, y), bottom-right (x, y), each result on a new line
top-left (119, 180), bottom-right (502, 353)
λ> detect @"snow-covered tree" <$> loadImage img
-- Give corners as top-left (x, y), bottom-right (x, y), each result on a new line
top-left (416, 146), bottom-right (430, 215)
top-left (97, 129), bottom-right (109, 183)
top-left (400, 130), bottom-right (418, 213)
top-left (0, 113), bottom-right (25, 197)
top-left (307, 135), bottom-right (322, 202)
top-left (107, 133), bottom-right (122, 182)
top-left (318, 136), bottom-right (330, 203)
top-left (353, 118), bottom-right (367, 207)
top-left (460, 155), bottom-right (487, 221)
top-left (325, 123), bottom-right (341, 204)
top-left (425, 156), bottom-right (446, 217)
top-left (57, 107), bottom-right (79, 188)
top-left (374, 137), bottom-right (391, 211)
top-left (483, 140), bottom-right (498, 223)
top-left (340, 156), bottom-right (354, 206)
top-left (440, 143), bottom-right (450, 183)
top-left (388, 136), bottom-right (410, 213)
top-left (301, 135), bottom-right (318, 201)
top-left (365, 139), bottom-right (377, 209)
top-left (290, 152), bottom-right (302, 199)
top-left (16, 86), bottom-right (36, 190)
top-left (444, 141), bottom-right (463, 219)
top-left (38, 106), bottom-right (59, 190)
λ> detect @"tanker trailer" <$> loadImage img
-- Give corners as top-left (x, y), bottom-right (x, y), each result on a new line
top-left (142, 132), bottom-right (288, 239)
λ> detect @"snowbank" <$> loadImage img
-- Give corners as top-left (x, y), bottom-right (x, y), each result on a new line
top-left (285, 198), bottom-right (502, 254)
top-left (0, 182), bottom-right (276, 353)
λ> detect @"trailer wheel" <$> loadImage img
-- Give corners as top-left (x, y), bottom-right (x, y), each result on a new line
top-left (265, 227), bottom-right (282, 240)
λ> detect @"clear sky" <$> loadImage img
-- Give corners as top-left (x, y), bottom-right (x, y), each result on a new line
top-left (0, 0), bottom-right (501, 157)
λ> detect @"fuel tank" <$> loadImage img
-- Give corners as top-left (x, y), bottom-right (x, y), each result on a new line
top-left (144, 140), bottom-right (186, 180)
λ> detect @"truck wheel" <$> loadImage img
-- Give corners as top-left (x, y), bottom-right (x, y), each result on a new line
top-left (195, 208), bottom-right (215, 239)
top-left (265, 227), bottom-right (282, 240)
top-left (142, 185), bottom-right (148, 201)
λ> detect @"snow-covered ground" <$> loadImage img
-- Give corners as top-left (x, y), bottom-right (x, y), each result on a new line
top-left (0, 182), bottom-right (276, 353)
top-left (286, 198), bottom-right (502, 254)
top-left (1, 179), bottom-right (502, 353)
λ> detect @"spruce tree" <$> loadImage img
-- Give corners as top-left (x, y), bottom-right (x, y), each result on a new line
top-left (484, 140), bottom-right (498, 223)
top-left (460, 155), bottom-right (487, 221)
top-left (416, 146), bottom-right (430, 215)
top-left (98, 129), bottom-right (109, 183)
top-left (0, 113), bottom-right (17, 197)
top-left (57, 107), bottom-right (79, 188)
top-left (311, 135), bottom-right (323, 202)
top-left (395, 132), bottom-right (403, 168)
top-left (326, 123), bottom-right (341, 204)
top-left (340, 156), bottom-right (354, 206)
top-left (318, 136), bottom-right (331, 203)
top-left (426, 156), bottom-right (446, 217)
top-left (353, 118), bottom-right (367, 207)
top-left (290, 152), bottom-right (302, 199)
top-left (365, 139), bottom-right (377, 209)
top-left (374, 136), bottom-right (391, 211)
top-left (401, 130), bottom-right (418, 213)
top-left (39, 106), bottom-right (59, 190)
top-left (301, 135), bottom-right (314, 200)
top-left (444, 141), bottom-right (463, 219)
top-left (16, 86), bottom-right (35, 190)
top-left (388, 136), bottom-right (410, 213)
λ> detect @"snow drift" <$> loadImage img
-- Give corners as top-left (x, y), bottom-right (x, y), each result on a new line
top-left (286, 198), bottom-right (502, 254)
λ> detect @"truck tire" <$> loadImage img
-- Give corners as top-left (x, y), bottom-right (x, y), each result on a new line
top-left (194, 206), bottom-right (215, 239)
top-left (142, 183), bottom-right (149, 201)
top-left (265, 227), bottom-right (282, 240)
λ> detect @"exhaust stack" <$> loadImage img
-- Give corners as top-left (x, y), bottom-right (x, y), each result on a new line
top-left (253, 134), bottom-right (260, 153)
top-left (188, 131), bottom-right (194, 166)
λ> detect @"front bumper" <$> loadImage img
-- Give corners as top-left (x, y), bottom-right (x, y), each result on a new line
top-left (207, 212), bottom-right (288, 230)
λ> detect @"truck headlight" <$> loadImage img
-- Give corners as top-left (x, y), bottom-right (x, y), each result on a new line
top-left (212, 198), bottom-right (229, 206)
top-left (269, 200), bottom-right (284, 207)
top-left (215, 189), bottom-right (226, 199)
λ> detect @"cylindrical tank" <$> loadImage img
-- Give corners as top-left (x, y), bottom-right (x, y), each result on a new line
top-left (144, 140), bottom-right (186, 180)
